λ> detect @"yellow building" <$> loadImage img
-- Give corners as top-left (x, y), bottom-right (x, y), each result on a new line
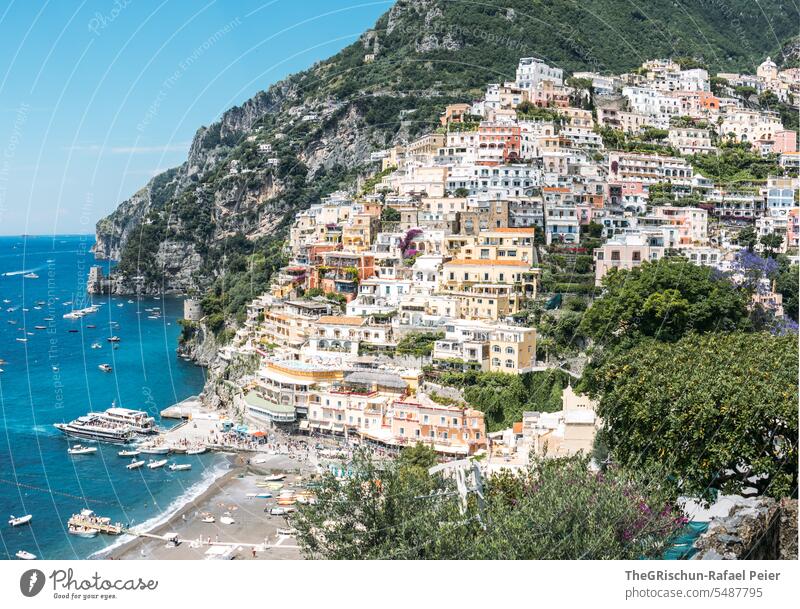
top-left (489, 326), bottom-right (537, 373)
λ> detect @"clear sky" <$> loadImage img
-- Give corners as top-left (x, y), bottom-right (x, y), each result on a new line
top-left (0, 0), bottom-right (391, 235)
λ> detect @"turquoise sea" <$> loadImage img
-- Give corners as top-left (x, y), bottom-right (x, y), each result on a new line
top-left (0, 235), bottom-right (227, 559)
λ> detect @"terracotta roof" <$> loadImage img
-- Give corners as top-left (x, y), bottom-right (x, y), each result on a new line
top-left (444, 259), bottom-right (531, 267)
top-left (318, 315), bottom-right (365, 326)
top-left (543, 187), bottom-right (570, 193)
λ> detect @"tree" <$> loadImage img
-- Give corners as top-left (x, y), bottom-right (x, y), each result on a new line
top-left (380, 206), bottom-right (400, 222)
top-left (453, 187), bottom-right (469, 198)
top-left (737, 226), bottom-right (758, 252)
top-left (584, 332), bottom-right (798, 500)
top-left (291, 451), bottom-right (685, 559)
top-left (580, 259), bottom-right (750, 344)
top-left (397, 443), bottom-right (438, 471)
top-left (395, 331), bottom-right (443, 357)
top-left (775, 263), bottom-right (799, 321)
top-left (760, 233), bottom-right (784, 257)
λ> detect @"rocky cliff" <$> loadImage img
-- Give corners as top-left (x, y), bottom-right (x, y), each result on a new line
top-left (94, 0), bottom-right (797, 300)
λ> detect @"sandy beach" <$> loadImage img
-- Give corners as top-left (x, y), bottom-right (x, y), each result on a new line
top-left (107, 452), bottom-right (310, 560)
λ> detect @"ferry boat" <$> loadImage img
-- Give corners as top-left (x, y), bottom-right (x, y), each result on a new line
top-left (8, 514), bottom-right (32, 527)
top-left (68, 445), bottom-right (98, 455)
top-left (54, 416), bottom-right (135, 444)
top-left (147, 459), bottom-right (168, 469)
top-left (126, 460), bottom-right (145, 470)
top-left (98, 364), bottom-right (112, 372)
top-left (93, 407), bottom-right (156, 435)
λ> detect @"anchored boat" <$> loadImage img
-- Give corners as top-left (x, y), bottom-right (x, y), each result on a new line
top-left (8, 514), bottom-right (32, 527)
top-left (67, 445), bottom-right (98, 455)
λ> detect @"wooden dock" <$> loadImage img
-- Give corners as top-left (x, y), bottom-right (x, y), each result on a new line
top-left (68, 516), bottom-right (123, 536)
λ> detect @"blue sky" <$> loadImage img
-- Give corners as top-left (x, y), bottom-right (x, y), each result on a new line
top-left (0, 0), bottom-right (391, 235)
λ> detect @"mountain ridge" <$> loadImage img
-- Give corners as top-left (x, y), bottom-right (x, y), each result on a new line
top-left (93, 0), bottom-right (798, 310)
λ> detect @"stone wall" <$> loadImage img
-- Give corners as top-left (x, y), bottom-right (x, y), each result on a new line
top-left (693, 497), bottom-right (798, 560)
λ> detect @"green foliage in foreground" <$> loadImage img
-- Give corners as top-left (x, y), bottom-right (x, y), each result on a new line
top-left (291, 450), bottom-right (685, 559)
top-left (584, 332), bottom-right (798, 501)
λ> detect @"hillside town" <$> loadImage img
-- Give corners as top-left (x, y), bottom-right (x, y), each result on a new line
top-left (176, 55), bottom-right (798, 471)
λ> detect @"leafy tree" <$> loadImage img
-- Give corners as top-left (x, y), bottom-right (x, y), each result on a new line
top-left (737, 226), bottom-right (758, 252)
top-left (397, 443), bottom-right (438, 471)
top-left (584, 332), bottom-right (798, 500)
top-left (291, 451), bottom-right (685, 559)
top-left (775, 263), bottom-right (799, 321)
top-left (580, 259), bottom-right (750, 344)
top-left (380, 206), bottom-right (400, 222)
top-left (760, 233), bottom-right (784, 257)
top-left (453, 187), bottom-right (469, 198)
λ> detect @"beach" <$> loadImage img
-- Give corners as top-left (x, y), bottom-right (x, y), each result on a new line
top-left (107, 453), bottom-right (310, 560)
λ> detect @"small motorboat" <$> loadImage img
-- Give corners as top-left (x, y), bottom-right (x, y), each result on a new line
top-left (34, 325), bottom-right (46, 330)
top-left (98, 364), bottom-right (112, 372)
top-left (147, 459), bottom-right (168, 469)
top-left (9, 514), bottom-right (32, 527)
top-left (170, 446), bottom-right (187, 454)
top-left (126, 460), bottom-right (145, 470)
top-left (220, 512), bottom-right (235, 525)
top-left (68, 329), bottom-right (78, 333)
top-left (246, 492), bottom-right (272, 499)
top-left (22, 272), bottom-right (39, 279)
top-left (86, 324), bottom-right (96, 329)
top-left (16, 550), bottom-right (36, 560)
top-left (139, 445), bottom-right (169, 455)
top-left (118, 449), bottom-right (140, 457)
top-left (200, 514), bottom-right (215, 524)
top-left (264, 474), bottom-right (286, 482)
top-left (15, 337), bottom-right (27, 343)
top-left (68, 525), bottom-right (98, 538)
top-left (168, 463), bottom-right (191, 471)
top-left (91, 343), bottom-right (102, 349)
top-left (186, 447), bottom-right (206, 455)
top-left (107, 336), bottom-right (121, 343)
top-left (117, 303), bottom-right (124, 308)
top-left (68, 445), bottom-right (97, 455)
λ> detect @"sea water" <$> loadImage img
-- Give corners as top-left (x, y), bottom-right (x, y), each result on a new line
top-left (0, 235), bottom-right (227, 559)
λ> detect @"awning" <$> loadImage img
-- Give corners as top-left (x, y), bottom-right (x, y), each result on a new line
top-left (251, 431), bottom-right (266, 437)
top-left (299, 420), bottom-right (309, 430)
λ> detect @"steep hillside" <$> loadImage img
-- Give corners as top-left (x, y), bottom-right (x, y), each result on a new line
top-left (94, 0), bottom-right (798, 315)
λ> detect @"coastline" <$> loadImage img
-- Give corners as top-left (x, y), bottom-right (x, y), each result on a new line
top-left (105, 452), bottom-right (307, 560)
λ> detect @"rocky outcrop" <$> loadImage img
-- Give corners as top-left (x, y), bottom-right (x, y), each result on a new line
top-left (693, 497), bottom-right (798, 560)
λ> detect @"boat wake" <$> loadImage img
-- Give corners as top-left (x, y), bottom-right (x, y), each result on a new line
top-left (2, 265), bottom-right (44, 277)
top-left (89, 459), bottom-right (230, 559)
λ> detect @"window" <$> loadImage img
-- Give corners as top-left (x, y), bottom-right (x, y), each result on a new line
top-left (506, 346), bottom-right (514, 354)
top-left (453, 417), bottom-right (458, 425)
top-left (611, 250), bottom-right (621, 261)
top-left (505, 359), bottom-right (514, 368)
top-left (493, 345), bottom-right (500, 352)
top-left (399, 427), bottom-right (405, 435)
top-left (423, 415), bottom-right (429, 423)
top-left (632, 251), bottom-right (641, 262)
top-left (440, 416), bottom-right (445, 425)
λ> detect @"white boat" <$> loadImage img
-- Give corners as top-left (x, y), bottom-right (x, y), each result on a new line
top-left (168, 463), bottom-right (191, 471)
top-left (8, 514), bottom-right (32, 527)
top-left (246, 492), bottom-right (272, 499)
top-left (147, 459), bottom-right (167, 469)
top-left (93, 406), bottom-right (156, 435)
top-left (0, 369), bottom-right (4, 373)
top-left (126, 460), bottom-right (145, 470)
top-left (16, 338), bottom-right (27, 343)
top-left (68, 525), bottom-right (98, 538)
top-left (264, 474), bottom-right (286, 482)
top-left (107, 336), bottom-right (121, 343)
top-left (117, 303), bottom-right (124, 308)
top-left (55, 415), bottom-right (135, 444)
top-left (91, 342), bottom-right (102, 349)
top-left (68, 445), bottom-right (98, 455)
top-left (127, 300), bottom-right (134, 304)
top-left (118, 449), bottom-right (140, 457)
top-left (186, 447), bottom-right (206, 455)
top-left (98, 364), bottom-right (112, 372)
top-left (138, 445), bottom-right (170, 455)
top-left (23, 272), bottom-right (39, 279)
top-left (16, 550), bottom-right (36, 560)
top-left (220, 513), bottom-right (235, 525)
top-left (200, 514), bottom-right (215, 524)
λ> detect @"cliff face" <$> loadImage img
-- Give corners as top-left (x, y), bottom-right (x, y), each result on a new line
top-left (94, 0), bottom-right (798, 296)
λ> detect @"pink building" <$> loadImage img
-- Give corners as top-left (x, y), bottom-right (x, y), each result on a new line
top-left (774, 130), bottom-right (798, 154)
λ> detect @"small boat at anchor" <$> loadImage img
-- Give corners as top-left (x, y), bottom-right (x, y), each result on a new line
top-left (68, 445), bottom-right (98, 455)
top-left (118, 449), bottom-right (140, 457)
top-left (168, 463), bottom-right (191, 471)
top-left (138, 445), bottom-right (170, 455)
top-left (91, 342), bottom-right (102, 349)
top-left (68, 525), bottom-right (99, 538)
top-left (16, 550), bottom-right (36, 560)
top-left (186, 447), bottom-right (207, 455)
top-left (147, 459), bottom-right (168, 469)
top-left (126, 460), bottom-right (145, 470)
top-left (9, 514), bottom-right (32, 527)
top-left (107, 336), bottom-right (121, 343)
top-left (98, 364), bottom-right (112, 372)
